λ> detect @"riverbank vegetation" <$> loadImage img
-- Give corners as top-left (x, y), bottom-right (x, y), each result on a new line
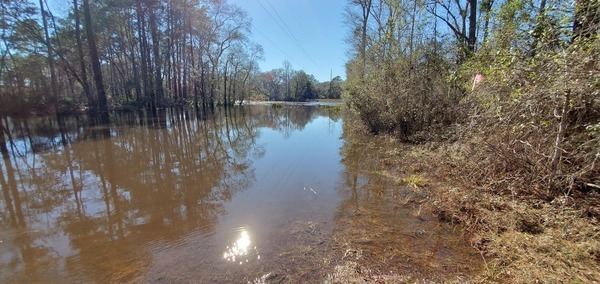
top-left (344, 0), bottom-right (598, 282)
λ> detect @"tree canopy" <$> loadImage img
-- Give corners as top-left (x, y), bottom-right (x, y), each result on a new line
top-left (0, 0), bottom-right (340, 116)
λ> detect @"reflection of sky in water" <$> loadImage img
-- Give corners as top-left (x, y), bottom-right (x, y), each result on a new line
top-left (223, 230), bottom-right (260, 265)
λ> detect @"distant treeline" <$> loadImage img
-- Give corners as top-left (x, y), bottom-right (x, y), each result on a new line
top-left (0, 0), bottom-right (343, 116)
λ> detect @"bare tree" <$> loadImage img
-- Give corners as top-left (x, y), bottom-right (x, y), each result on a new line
top-left (426, 0), bottom-right (477, 58)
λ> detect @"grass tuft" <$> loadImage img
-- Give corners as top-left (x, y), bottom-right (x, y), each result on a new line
top-left (401, 174), bottom-right (426, 188)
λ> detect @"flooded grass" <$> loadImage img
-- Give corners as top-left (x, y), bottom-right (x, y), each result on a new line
top-left (270, 102), bottom-right (283, 109)
top-left (401, 174), bottom-right (427, 188)
top-left (402, 142), bottom-right (600, 283)
top-left (331, 130), bottom-right (483, 282)
top-left (337, 112), bottom-right (600, 282)
top-left (319, 104), bottom-right (343, 114)
top-left (432, 184), bottom-right (600, 283)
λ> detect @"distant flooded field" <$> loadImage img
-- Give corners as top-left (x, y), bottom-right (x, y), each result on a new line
top-left (0, 105), bottom-right (480, 282)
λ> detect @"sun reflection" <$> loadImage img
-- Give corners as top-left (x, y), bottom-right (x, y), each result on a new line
top-left (223, 230), bottom-right (260, 264)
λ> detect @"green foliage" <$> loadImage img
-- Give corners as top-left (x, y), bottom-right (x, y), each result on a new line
top-left (0, 0), bottom-right (266, 113)
top-left (116, 96), bottom-right (145, 108)
top-left (314, 76), bottom-right (343, 99)
top-left (290, 71), bottom-right (317, 101)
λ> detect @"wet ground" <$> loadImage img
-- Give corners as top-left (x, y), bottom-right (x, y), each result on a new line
top-left (0, 105), bottom-right (480, 282)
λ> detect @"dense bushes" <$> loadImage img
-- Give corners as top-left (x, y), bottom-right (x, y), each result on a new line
top-left (345, 45), bottom-right (464, 140)
top-left (346, 38), bottom-right (599, 195)
top-left (458, 41), bottom-right (599, 195)
top-left (343, 1), bottom-right (599, 281)
top-left (344, 0), bottom-right (599, 195)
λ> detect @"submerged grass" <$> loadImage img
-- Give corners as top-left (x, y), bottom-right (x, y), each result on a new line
top-left (330, 126), bottom-right (484, 282)
top-left (414, 142), bottom-right (600, 283)
top-left (431, 182), bottom-right (600, 283)
top-left (341, 112), bottom-right (599, 282)
top-left (270, 103), bottom-right (283, 109)
top-left (319, 104), bottom-right (342, 114)
top-left (401, 174), bottom-right (426, 188)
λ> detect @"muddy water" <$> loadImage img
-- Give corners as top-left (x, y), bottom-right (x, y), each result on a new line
top-left (0, 105), bottom-right (480, 283)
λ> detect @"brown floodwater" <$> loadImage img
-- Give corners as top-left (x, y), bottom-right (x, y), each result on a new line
top-left (0, 105), bottom-right (481, 283)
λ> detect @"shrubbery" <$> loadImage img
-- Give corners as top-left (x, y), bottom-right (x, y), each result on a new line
top-left (345, 44), bottom-right (464, 140)
top-left (458, 40), bottom-right (599, 195)
top-left (344, 0), bottom-right (599, 195)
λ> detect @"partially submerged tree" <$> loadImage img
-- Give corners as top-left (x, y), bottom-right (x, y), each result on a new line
top-left (82, 0), bottom-right (108, 114)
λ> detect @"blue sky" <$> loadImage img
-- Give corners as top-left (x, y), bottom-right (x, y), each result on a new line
top-left (230, 0), bottom-right (348, 82)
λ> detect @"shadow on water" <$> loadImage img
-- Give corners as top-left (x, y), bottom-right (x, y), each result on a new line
top-left (0, 105), bottom-right (479, 282)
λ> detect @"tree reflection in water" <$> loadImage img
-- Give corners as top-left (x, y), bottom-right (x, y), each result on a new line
top-left (1, 105), bottom-right (481, 282)
top-left (0, 105), bottom-right (340, 282)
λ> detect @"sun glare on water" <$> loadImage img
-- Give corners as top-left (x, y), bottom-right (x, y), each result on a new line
top-left (223, 230), bottom-right (260, 264)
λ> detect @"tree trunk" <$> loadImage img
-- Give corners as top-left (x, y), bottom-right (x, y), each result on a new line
top-left (0, 117), bottom-right (6, 156)
top-left (223, 60), bottom-right (228, 108)
top-left (167, 1), bottom-right (176, 100)
top-left (191, 35), bottom-right (198, 110)
top-left (409, 0), bottom-right (417, 77)
top-left (127, 19), bottom-right (141, 101)
top-left (482, 0), bottom-right (494, 44)
top-left (73, 0), bottom-right (93, 108)
top-left (82, 0), bottom-right (109, 115)
top-left (529, 0), bottom-right (547, 56)
top-left (210, 65), bottom-right (216, 109)
top-left (550, 90), bottom-right (571, 176)
top-left (39, 0), bottom-right (60, 113)
top-left (200, 51), bottom-right (207, 111)
top-left (181, 30), bottom-right (188, 101)
top-left (149, 7), bottom-right (163, 107)
top-left (467, 0), bottom-right (477, 53)
top-left (136, 0), bottom-right (152, 109)
top-left (360, 0), bottom-right (372, 77)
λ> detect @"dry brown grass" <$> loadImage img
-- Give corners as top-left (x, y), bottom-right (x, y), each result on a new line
top-left (341, 127), bottom-right (599, 283)
top-left (342, 99), bottom-right (599, 282)
top-left (416, 141), bottom-right (600, 283)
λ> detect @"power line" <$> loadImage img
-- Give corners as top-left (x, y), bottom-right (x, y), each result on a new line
top-left (255, 0), bottom-right (322, 71)
top-left (253, 26), bottom-right (305, 69)
top-left (263, 0), bottom-right (322, 69)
